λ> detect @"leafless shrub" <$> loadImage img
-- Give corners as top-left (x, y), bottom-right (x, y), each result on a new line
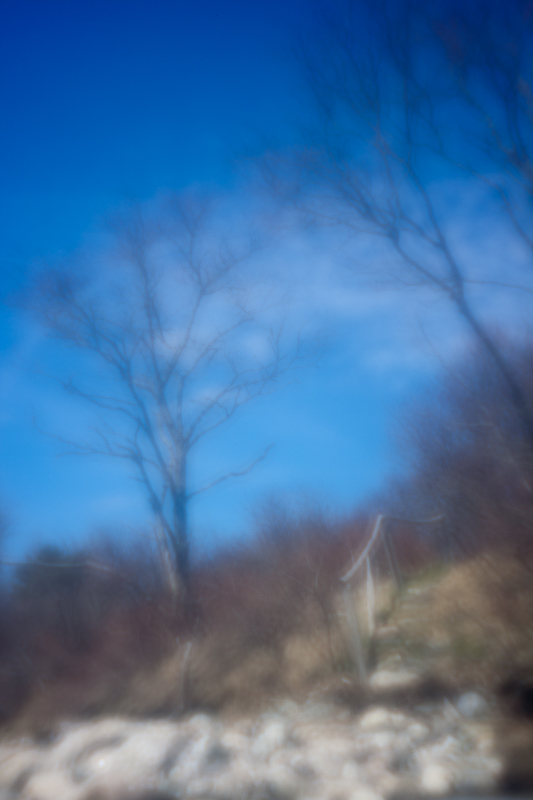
top-left (0, 534), bottom-right (182, 727)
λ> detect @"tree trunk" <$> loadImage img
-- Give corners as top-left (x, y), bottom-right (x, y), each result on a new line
top-left (172, 493), bottom-right (190, 597)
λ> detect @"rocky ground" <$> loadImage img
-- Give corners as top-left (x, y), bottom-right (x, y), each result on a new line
top-left (0, 690), bottom-right (504, 800)
top-left (2, 557), bottom-right (531, 800)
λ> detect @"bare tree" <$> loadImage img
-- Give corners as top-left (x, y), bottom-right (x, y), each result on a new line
top-left (394, 340), bottom-right (533, 557)
top-left (265, 0), bottom-right (533, 448)
top-left (432, 0), bottom-right (533, 253)
top-left (30, 195), bottom-right (309, 603)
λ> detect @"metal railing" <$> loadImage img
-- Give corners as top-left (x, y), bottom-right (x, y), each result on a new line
top-left (340, 513), bottom-right (444, 680)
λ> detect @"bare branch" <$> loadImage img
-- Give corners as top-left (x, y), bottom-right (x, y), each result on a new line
top-left (187, 445), bottom-right (274, 499)
top-left (28, 193), bottom-right (312, 595)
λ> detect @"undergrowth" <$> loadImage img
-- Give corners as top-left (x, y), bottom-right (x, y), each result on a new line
top-left (0, 510), bottom-right (532, 732)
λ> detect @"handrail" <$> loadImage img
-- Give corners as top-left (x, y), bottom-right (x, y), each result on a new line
top-left (341, 514), bottom-right (384, 584)
top-left (340, 512), bottom-right (444, 680)
top-left (341, 513), bottom-right (444, 584)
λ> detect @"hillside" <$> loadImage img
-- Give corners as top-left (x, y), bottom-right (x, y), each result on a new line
top-left (1, 546), bottom-right (532, 799)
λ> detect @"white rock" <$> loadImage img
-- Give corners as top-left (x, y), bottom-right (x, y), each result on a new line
top-left (169, 733), bottom-right (211, 781)
top-left (50, 717), bottom-right (129, 765)
top-left (391, 732), bottom-right (412, 756)
top-left (349, 788), bottom-right (384, 800)
top-left (359, 707), bottom-right (412, 731)
top-left (430, 734), bottom-right (461, 759)
top-left (457, 692), bottom-right (489, 719)
top-left (201, 741), bottom-right (232, 775)
top-left (188, 713), bottom-right (213, 731)
top-left (82, 723), bottom-right (175, 782)
top-left (486, 755), bottom-right (503, 775)
top-left (342, 762), bottom-right (361, 781)
top-left (24, 770), bottom-right (80, 800)
top-left (362, 731), bottom-right (396, 750)
top-left (456, 766), bottom-right (498, 791)
top-left (208, 765), bottom-right (253, 798)
top-left (0, 750), bottom-right (42, 788)
top-left (369, 669), bottom-right (420, 690)
top-left (288, 753), bottom-right (316, 780)
top-left (304, 735), bottom-right (355, 768)
top-left (220, 729), bottom-right (249, 750)
top-left (406, 722), bottom-right (430, 743)
top-left (265, 763), bottom-right (301, 796)
top-left (183, 775), bottom-right (217, 797)
top-left (378, 771), bottom-right (404, 796)
top-left (359, 707), bottom-right (394, 730)
top-left (0, 697), bottom-right (505, 800)
top-left (251, 719), bottom-right (288, 758)
top-left (421, 763), bottom-right (454, 795)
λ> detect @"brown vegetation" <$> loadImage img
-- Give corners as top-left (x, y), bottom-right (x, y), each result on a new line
top-left (0, 514), bottom-right (364, 729)
top-left (392, 341), bottom-right (533, 560)
top-left (2, 343), bottom-right (533, 731)
top-left (0, 502), bottom-right (445, 730)
top-left (2, 508), bottom-right (531, 734)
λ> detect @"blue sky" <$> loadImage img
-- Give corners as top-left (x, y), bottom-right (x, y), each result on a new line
top-left (1, 0), bottom-right (532, 559)
top-left (0, 0), bottom-right (305, 267)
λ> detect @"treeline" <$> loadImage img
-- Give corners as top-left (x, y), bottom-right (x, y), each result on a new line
top-left (0, 539), bottom-right (179, 725)
top-left (0, 339), bottom-right (532, 726)
top-left (0, 506), bottom-right (435, 726)
top-left (386, 339), bottom-right (533, 561)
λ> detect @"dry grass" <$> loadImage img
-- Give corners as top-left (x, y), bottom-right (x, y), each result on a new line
top-left (428, 551), bottom-right (533, 682)
top-left (3, 515), bottom-right (533, 732)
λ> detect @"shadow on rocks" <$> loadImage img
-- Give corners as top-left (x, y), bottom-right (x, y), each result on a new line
top-left (85, 792), bottom-right (179, 800)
